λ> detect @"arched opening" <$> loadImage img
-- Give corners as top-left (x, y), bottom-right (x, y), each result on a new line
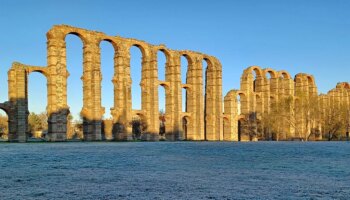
top-left (100, 40), bottom-right (115, 120)
top-left (344, 83), bottom-right (350, 90)
top-left (27, 71), bottom-right (48, 139)
top-left (266, 70), bottom-right (277, 93)
top-left (307, 76), bottom-right (314, 95)
top-left (65, 34), bottom-right (84, 140)
top-left (157, 50), bottom-right (167, 138)
top-left (159, 86), bottom-right (166, 137)
top-left (294, 76), bottom-right (303, 96)
top-left (130, 45), bottom-right (143, 110)
top-left (237, 92), bottom-right (247, 115)
top-left (223, 117), bottom-right (230, 140)
top-left (131, 114), bottom-right (145, 140)
top-left (266, 71), bottom-right (272, 92)
top-left (238, 118), bottom-right (244, 142)
top-left (279, 71), bottom-right (290, 95)
top-left (181, 55), bottom-right (189, 113)
top-left (237, 93), bottom-right (242, 115)
top-left (202, 59), bottom-right (208, 140)
top-left (182, 88), bottom-right (187, 112)
top-left (250, 67), bottom-right (262, 93)
top-left (182, 116), bottom-right (189, 139)
top-left (157, 50), bottom-right (166, 81)
top-left (253, 71), bottom-right (258, 92)
top-left (0, 109), bottom-right (8, 140)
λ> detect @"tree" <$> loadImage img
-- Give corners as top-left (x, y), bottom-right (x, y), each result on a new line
top-left (321, 104), bottom-right (349, 140)
top-left (260, 96), bottom-right (295, 141)
top-left (28, 112), bottom-right (48, 137)
top-left (159, 109), bottom-right (166, 137)
top-left (0, 114), bottom-right (8, 139)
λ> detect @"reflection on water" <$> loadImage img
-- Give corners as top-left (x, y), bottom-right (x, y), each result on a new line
top-left (0, 142), bottom-right (349, 199)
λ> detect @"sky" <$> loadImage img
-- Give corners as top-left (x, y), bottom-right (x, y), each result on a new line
top-left (0, 0), bottom-right (349, 119)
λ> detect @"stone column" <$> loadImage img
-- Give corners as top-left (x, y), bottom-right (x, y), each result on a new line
top-left (166, 52), bottom-right (182, 140)
top-left (142, 47), bottom-right (159, 141)
top-left (82, 38), bottom-right (103, 141)
top-left (223, 90), bottom-right (238, 141)
top-left (46, 33), bottom-right (69, 141)
top-left (215, 60), bottom-right (223, 141)
top-left (185, 56), bottom-right (197, 140)
top-left (7, 63), bottom-right (28, 142)
top-left (111, 43), bottom-right (130, 140)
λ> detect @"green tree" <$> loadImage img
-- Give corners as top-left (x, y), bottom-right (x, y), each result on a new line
top-left (28, 112), bottom-right (48, 136)
top-left (0, 114), bottom-right (8, 138)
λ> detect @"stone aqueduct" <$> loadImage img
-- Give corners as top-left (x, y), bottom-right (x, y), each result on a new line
top-left (2, 25), bottom-right (223, 142)
top-left (1, 25), bottom-right (349, 142)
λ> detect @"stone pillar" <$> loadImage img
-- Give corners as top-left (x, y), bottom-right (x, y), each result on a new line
top-left (111, 43), bottom-right (130, 140)
top-left (223, 90), bottom-right (238, 141)
top-left (142, 48), bottom-right (159, 141)
top-left (205, 64), bottom-right (215, 140)
top-left (215, 60), bottom-right (223, 141)
top-left (165, 51), bottom-right (182, 140)
top-left (82, 38), bottom-right (103, 141)
top-left (205, 58), bottom-right (223, 141)
top-left (46, 31), bottom-right (69, 141)
top-left (185, 56), bottom-right (198, 140)
top-left (7, 63), bottom-right (28, 142)
top-left (197, 59), bottom-right (205, 140)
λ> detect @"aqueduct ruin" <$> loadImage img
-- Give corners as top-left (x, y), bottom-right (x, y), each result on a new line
top-left (1, 25), bottom-right (349, 142)
top-left (223, 66), bottom-right (350, 141)
top-left (2, 25), bottom-right (223, 142)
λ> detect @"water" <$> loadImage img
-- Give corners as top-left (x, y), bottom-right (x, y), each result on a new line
top-left (0, 142), bottom-right (349, 200)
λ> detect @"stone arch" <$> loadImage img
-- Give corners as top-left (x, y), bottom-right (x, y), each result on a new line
top-left (128, 44), bottom-right (146, 111)
top-left (255, 93), bottom-right (263, 113)
top-left (156, 49), bottom-right (169, 137)
top-left (237, 116), bottom-right (246, 142)
top-left (128, 42), bottom-right (149, 61)
top-left (158, 82), bottom-right (169, 137)
top-left (181, 114), bottom-right (191, 140)
top-left (278, 70), bottom-right (291, 79)
top-left (0, 105), bottom-right (10, 139)
top-left (306, 75), bottom-right (315, 86)
top-left (237, 91), bottom-right (248, 114)
top-left (98, 38), bottom-right (118, 120)
top-left (47, 25), bottom-right (90, 46)
top-left (242, 66), bottom-right (264, 93)
top-left (26, 68), bottom-right (49, 137)
top-left (26, 67), bottom-right (49, 113)
top-left (264, 68), bottom-right (278, 79)
top-left (245, 66), bottom-right (264, 77)
top-left (0, 104), bottom-right (10, 118)
top-left (99, 38), bottom-right (119, 52)
top-left (306, 75), bottom-right (317, 96)
top-left (264, 68), bottom-right (278, 94)
top-left (155, 47), bottom-right (171, 62)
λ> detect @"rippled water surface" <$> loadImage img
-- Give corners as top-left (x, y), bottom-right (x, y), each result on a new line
top-left (0, 142), bottom-right (349, 199)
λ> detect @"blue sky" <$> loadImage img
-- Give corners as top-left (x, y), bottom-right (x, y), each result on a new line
top-left (0, 0), bottom-right (349, 119)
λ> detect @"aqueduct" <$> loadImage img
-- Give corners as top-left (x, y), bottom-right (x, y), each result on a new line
top-left (3, 25), bottom-right (223, 142)
top-left (1, 25), bottom-right (349, 142)
top-left (223, 65), bottom-right (350, 141)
